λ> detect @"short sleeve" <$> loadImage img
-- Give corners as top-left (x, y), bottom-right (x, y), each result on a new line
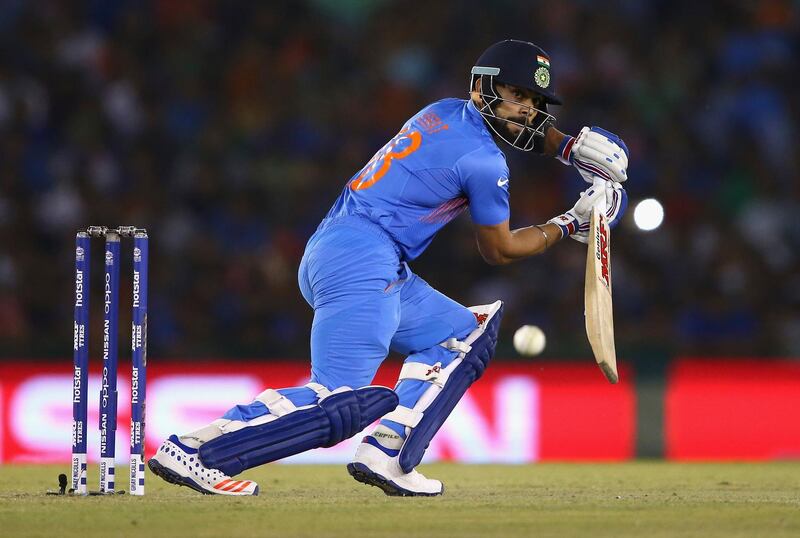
top-left (456, 148), bottom-right (510, 226)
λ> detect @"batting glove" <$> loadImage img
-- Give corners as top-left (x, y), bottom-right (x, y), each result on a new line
top-left (556, 126), bottom-right (629, 184)
top-left (548, 179), bottom-right (627, 244)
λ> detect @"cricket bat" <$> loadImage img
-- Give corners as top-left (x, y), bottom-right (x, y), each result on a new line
top-left (584, 191), bottom-right (619, 384)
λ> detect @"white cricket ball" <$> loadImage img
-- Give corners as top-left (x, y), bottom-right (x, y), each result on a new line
top-left (513, 325), bottom-right (546, 356)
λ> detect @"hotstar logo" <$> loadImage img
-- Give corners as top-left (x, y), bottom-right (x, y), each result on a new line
top-left (75, 270), bottom-right (84, 307)
top-left (131, 366), bottom-right (140, 404)
top-left (132, 271), bottom-right (140, 308)
top-left (72, 365), bottom-right (82, 402)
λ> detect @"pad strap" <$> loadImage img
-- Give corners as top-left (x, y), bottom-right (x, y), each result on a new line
top-left (384, 405), bottom-right (424, 428)
top-left (255, 389), bottom-right (297, 417)
top-left (440, 338), bottom-right (472, 354)
top-left (399, 362), bottom-right (446, 387)
top-left (305, 382), bottom-right (332, 400)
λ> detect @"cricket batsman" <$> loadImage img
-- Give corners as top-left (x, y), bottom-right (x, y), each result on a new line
top-left (149, 40), bottom-right (629, 496)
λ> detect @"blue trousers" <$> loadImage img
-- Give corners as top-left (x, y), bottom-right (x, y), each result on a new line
top-left (222, 216), bottom-right (477, 435)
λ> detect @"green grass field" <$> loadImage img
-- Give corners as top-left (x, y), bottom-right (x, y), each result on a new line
top-left (1, 463), bottom-right (798, 537)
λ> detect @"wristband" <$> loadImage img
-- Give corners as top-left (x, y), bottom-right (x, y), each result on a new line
top-left (555, 135), bottom-right (575, 165)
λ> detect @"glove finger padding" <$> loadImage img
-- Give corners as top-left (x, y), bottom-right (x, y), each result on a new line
top-left (605, 181), bottom-right (628, 229)
top-left (572, 126), bottom-right (629, 184)
top-left (547, 185), bottom-right (605, 240)
top-left (581, 134), bottom-right (629, 169)
top-left (573, 184), bottom-right (606, 216)
top-left (579, 141), bottom-right (629, 179)
top-left (569, 182), bottom-right (605, 243)
top-left (574, 145), bottom-right (626, 183)
top-left (571, 181), bottom-right (627, 243)
top-left (589, 125), bottom-right (629, 158)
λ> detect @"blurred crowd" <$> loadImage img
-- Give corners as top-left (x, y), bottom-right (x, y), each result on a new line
top-left (1, 0), bottom-right (798, 361)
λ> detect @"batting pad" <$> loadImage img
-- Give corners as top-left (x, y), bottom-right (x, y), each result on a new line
top-left (199, 386), bottom-right (398, 476)
top-left (390, 301), bottom-right (503, 473)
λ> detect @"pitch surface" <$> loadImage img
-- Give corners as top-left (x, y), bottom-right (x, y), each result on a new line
top-left (1, 463), bottom-right (798, 537)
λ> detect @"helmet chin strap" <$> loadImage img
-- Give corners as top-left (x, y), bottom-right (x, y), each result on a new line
top-left (470, 74), bottom-right (555, 152)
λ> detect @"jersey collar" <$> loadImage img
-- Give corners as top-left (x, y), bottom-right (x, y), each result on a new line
top-left (465, 99), bottom-right (489, 131)
top-left (465, 98), bottom-right (500, 147)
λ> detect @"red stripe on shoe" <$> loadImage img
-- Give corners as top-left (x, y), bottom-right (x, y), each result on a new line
top-left (231, 481), bottom-right (251, 492)
top-left (214, 479), bottom-right (233, 490)
top-left (222, 481), bottom-right (241, 491)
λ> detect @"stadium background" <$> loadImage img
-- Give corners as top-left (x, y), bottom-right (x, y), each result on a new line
top-left (0, 1), bottom-right (798, 463)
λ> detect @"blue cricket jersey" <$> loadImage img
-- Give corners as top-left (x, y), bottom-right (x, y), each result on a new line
top-left (323, 98), bottom-right (510, 261)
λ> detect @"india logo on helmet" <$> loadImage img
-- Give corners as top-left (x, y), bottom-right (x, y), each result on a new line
top-left (535, 66), bottom-right (550, 88)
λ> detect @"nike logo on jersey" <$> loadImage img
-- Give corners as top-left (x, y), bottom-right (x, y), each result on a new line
top-left (497, 177), bottom-right (509, 187)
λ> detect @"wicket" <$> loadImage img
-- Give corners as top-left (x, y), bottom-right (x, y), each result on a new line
top-left (72, 226), bottom-right (148, 496)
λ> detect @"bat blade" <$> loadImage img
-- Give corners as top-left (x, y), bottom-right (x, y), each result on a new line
top-left (585, 206), bottom-right (618, 384)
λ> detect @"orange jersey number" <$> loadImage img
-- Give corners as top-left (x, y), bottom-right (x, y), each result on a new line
top-left (350, 128), bottom-right (422, 191)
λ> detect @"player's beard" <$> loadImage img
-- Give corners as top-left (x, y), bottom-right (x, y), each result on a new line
top-left (487, 114), bottom-right (537, 149)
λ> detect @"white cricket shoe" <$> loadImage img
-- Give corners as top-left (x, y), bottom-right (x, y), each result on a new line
top-left (148, 435), bottom-right (259, 496)
top-left (347, 439), bottom-right (443, 496)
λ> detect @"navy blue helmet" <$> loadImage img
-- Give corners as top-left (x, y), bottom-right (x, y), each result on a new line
top-left (470, 40), bottom-right (561, 152)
